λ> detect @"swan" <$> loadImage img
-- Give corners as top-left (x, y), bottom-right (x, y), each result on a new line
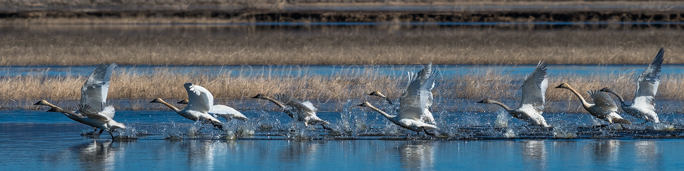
top-left (177, 99), bottom-right (248, 122)
top-left (34, 63), bottom-right (125, 139)
top-left (600, 48), bottom-right (664, 124)
top-left (149, 83), bottom-right (224, 130)
top-left (555, 83), bottom-right (631, 125)
top-left (477, 61), bottom-right (551, 127)
top-left (358, 64), bottom-right (438, 135)
top-left (367, 64), bottom-right (436, 125)
top-left (252, 94), bottom-right (331, 129)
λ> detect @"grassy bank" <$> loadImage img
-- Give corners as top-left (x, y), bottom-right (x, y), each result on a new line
top-left (0, 27), bottom-right (682, 66)
top-left (4, 69), bottom-right (684, 113)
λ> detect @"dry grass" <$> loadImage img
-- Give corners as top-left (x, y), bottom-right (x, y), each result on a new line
top-left (1, 26), bottom-right (683, 66)
top-left (2, 68), bottom-right (684, 113)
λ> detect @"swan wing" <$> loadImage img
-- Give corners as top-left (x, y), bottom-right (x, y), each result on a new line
top-left (399, 71), bottom-right (425, 120)
top-left (301, 101), bottom-right (318, 112)
top-left (589, 91), bottom-right (618, 112)
top-left (634, 48), bottom-right (664, 108)
top-left (419, 64), bottom-right (436, 109)
top-left (184, 83), bottom-right (213, 113)
top-left (209, 105), bottom-right (247, 119)
top-left (77, 104), bottom-right (111, 121)
top-left (79, 63), bottom-right (116, 114)
top-left (274, 94), bottom-right (313, 113)
top-left (520, 61), bottom-right (548, 112)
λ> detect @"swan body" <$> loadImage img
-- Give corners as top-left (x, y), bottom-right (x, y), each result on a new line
top-left (34, 63), bottom-right (125, 139)
top-left (253, 94), bottom-right (330, 128)
top-left (478, 61), bottom-right (550, 127)
top-left (556, 83), bottom-right (631, 125)
top-left (600, 48), bottom-right (664, 123)
top-left (178, 99), bottom-right (248, 122)
top-left (359, 64), bottom-right (439, 135)
top-left (368, 64), bottom-right (436, 125)
top-left (150, 83), bottom-right (223, 129)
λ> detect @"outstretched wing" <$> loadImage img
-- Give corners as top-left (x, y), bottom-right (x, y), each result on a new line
top-left (519, 61), bottom-right (548, 113)
top-left (209, 105), bottom-right (247, 121)
top-left (589, 90), bottom-right (618, 112)
top-left (79, 63), bottom-right (116, 114)
top-left (633, 48), bottom-right (664, 109)
top-left (184, 83), bottom-right (213, 113)
top-left (399, 70), bottom-right (426, 120)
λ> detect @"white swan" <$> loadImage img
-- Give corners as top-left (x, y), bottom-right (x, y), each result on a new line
top-left (359, 64), bottom-right (438, 135)
top-left (555, 83), bottom-right (631, 125)
top-left (149, 83), bottom-right (224, 130)
top-left (34, 63), bottom-right (125, 139)
top-left (367, 64), bottom-right (436, 125)
top-left (600, 48), bottom-right (664, 124)
top-left (252, 94), bottom-right (331, 129)
top-left (177, 99), bottom-right (248, 122)
top-left (477, 61), bottom-right (551, 127)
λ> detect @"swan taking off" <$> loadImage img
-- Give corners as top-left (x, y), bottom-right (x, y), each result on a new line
top-left (252, 94), bottom-right (331, 129)
top-left (34, 63), bottom-right (125, 139)
top-left (477, 61), bottom-right (551, 127)
top-left (555, 83), bottom-right (631, 125)
top-left (600, 48), bottom-right (664, 124)
top-left (358, 64), bottom-right (438, 135)
top-left (178, 99), bottom-right (248, 122)
top-left (367, 64), bottom-right (436, 125)
top-left (149, 83), bottom-right (224, 130)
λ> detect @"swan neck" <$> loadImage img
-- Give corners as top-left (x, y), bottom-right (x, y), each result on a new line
top-left (158, 99), bottom-right (181, 112)
top-left (42, 101), bottom-right (80, 117)
top-left (262, 97), bottom-right (287, 109)
top-left (607, 91), bottom-right (627, 106)
top-left (489, 100), bottom-right (512, 111)
top-left (564, 86), bottom-right (590, 108)
top-left (364, 103), bottom-right (394, 120)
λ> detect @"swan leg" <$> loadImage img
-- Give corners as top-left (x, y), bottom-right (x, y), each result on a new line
top-left (108, 131), bottom-right (115, 139)
top-left (424, 129), bottom-right (436, 136)
top-left (98, 129), bottom-right (104, 135)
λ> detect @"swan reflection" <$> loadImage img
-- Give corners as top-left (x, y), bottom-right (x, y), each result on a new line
top-left (73, 141), bottom-right (122, 171)
top-left (399, 141), bottom-right (435, 170)
top-left (591, 140), bottom-right (620, 163)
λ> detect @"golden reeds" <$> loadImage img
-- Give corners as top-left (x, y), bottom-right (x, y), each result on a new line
top-left (0, 27), bottom-right (682, 66)
top-left (3, 68), bottom-right (683, 113)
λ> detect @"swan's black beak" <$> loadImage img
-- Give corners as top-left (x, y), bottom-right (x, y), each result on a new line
top-left (599, 87), bottom-right (610, 92)
top-left (252, 94), bottom-right (262, 98)
top-left (476, 100), bottom-right (485, 103)
top-left (356, 103), bottom-right (364, 107)
top-left (554, 85), bottom-right (563, 88)
top-left (33, 101), bottom-right (41, 105)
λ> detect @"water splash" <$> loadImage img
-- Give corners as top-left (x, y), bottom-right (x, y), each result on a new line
top-left (494, 110), bottom-right (509, 128)
top-left (503, 128), bottom-right (517, 138)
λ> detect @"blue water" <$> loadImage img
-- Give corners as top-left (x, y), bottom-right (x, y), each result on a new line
top-left (4, 64), bottom-right (684, 77)
top-left (2, 110), bottom-right (684, 170)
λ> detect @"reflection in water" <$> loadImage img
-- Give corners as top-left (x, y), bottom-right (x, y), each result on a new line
top-left (591, 140), bottom-right (620, 163)
top-left (279, 141), bottom-right (320, 165)
top-left (634, 141), bottom-right (662, 170)
top-left (399, 141), bottom-right (435, 170)
top-left (521, 140), bottom-right (546, 170)
top-left (72, 141), bottom-right (121, 171)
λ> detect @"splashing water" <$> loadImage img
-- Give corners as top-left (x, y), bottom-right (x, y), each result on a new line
top-left (503, 128), bottom-right (516, 138)
top-left (494, 110), bottom-right (509, 128)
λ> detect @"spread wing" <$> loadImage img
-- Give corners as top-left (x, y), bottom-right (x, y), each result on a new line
top-left (399, 71), bottom-right (426, 120)
top-left (633, 48), bottom-right (664, 109)
top-left (79, 63), bottom-right (116, 115)
top-left (209, 105), bottom-right (247, 120)
top-left (589, 90), bottom-right (618, 112)
top-left (184, 83), bottom-right (213, 113)
top-left (77, 104), bottom-right (112, 121)
top-left (519, 61), bottom-right (548, 113)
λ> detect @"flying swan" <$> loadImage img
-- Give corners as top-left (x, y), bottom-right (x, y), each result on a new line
top-left (600, 48), bottom-right (664, 124)
top-left (34, 63), bottom-right (125, 139)
top-left (556, 83), bottom-right (632, 125)
top-left (367, 64), bottom-right (436, 125)
top-left (177, 99), bottom-right (248, 122)
top-left (252, 94), bottom-right (331, 129)
top-left (150, 83), bottom-right (224, 130)
top-left (477, 61), bottom-right (551, 127)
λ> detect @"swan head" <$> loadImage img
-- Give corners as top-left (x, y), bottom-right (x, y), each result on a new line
top-left (183, 82), bottom-right (194, 89)
top-left (555, 83), bottom-right (571, 89)
top-left (149, 98), bottom-right (165, 103)
top-left (252, 94), bottom-right (267, 99)
top-left (357, 102), bottom-right (372, 107)
top-left (177, 99), bottom-right (189, 104)
top-left (368, 91), bottom-right (386, 98)
top-left (477, 99), bottom-right (494, 104)
top-left (599, 87), bottom-right (613, 93)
